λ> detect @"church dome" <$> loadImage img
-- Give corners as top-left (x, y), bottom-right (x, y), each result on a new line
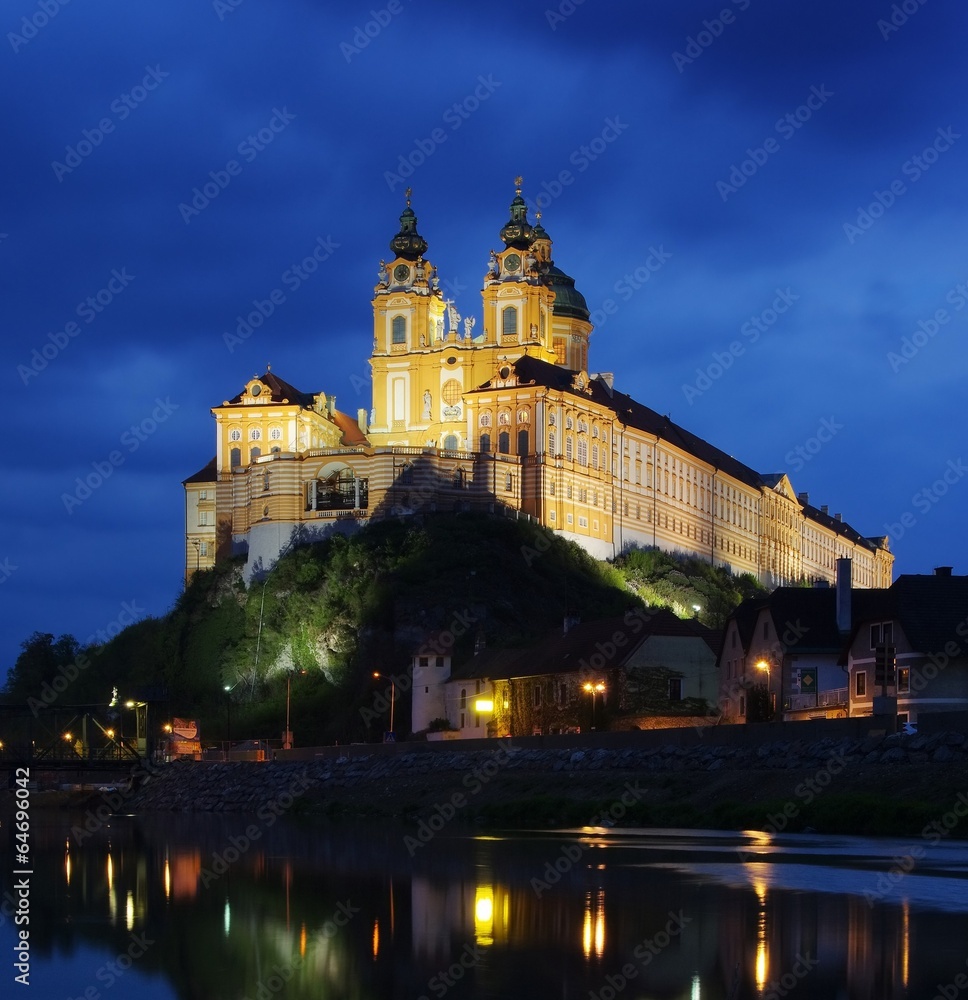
top-left (546, 264), bottom-right (590, 322)
top-left (389, 197), bottom-right (428, 261)
top-left (499, 180), bottom-right (536, 249)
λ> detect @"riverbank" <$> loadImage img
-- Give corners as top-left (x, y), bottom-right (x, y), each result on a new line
top-left (120, 729), bottom-right (968, 837)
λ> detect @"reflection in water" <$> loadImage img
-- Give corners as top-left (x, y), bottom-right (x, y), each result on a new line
top-left (4, 812), bottom-right (968, 999)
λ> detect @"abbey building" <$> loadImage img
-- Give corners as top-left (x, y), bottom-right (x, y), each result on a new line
top-left (183, 184), bottom-right (893, 590)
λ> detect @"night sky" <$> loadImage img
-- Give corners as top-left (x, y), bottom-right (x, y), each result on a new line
top-left (3, 0), bottom-right (966, 681)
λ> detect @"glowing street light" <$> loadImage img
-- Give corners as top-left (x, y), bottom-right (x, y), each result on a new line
top-left (583, 681), bottom-right (606, 730)
top-left (372, 672), bottom-right (396, 740)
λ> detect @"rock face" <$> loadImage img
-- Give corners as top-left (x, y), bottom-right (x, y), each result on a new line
top-left (129, 731), bottom-right (968, 814)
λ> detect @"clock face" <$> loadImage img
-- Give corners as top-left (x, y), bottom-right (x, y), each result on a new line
top-left (250, 384), bottom-right (262, 396)
top-left (394, 264), bottom-right (410, 283)
top-left (505, 253), bottom-right (521, 273)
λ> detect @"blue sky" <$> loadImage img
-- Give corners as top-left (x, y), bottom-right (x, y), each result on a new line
top-left (2, 0), bottom-right (966, 679)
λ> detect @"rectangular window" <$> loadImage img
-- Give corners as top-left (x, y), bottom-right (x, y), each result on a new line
top-left (199, 542), bottom-right (209, 557)
top-left (533, 684), bottom-right (541, 707)
top-left (669, 678), bottom-right (683, 701)
top-left (419, 657), bottom-right (429, 667)
top-left (436, 657), bottom-right (444, 667)
top-left (855, 671), bottom-right (867, 697)
top-left (199, 490), bottom-right (208, 500)
top-left (897, 667), bottom-right (910, 694)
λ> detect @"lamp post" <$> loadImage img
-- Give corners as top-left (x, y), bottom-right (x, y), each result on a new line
top-left (372, 672), bottom-right (396, 741)
top-left (583, 681), bottom-right (606, 730)
top-left (191, 538), bottom-right (200, 575)
top-left (224, 685), bottom-right (233, 745)
top-left (283, 674), bottom-right (293, 750)
top-left (754, 659), bottom-right (773, 720)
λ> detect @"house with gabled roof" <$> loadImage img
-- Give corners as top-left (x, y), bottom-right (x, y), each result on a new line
top-left (719, 558), bottom-right (890, 722)
top-left (843, 568), bottom-right (968, 727)
top-left (411, 607), bottom-right (721, 738)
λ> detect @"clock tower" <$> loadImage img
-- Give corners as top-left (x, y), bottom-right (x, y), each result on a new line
top-left (368, 191), bottom-right (447, 445)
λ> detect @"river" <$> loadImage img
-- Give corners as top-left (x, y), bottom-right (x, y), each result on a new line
top-left (3, 807), bottom-right (968, 999)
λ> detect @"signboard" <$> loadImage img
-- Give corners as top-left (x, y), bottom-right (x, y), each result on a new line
top-left (800, 668), bottom-right (817, 695)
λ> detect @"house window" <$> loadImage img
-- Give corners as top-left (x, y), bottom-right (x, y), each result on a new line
top-left (855, 671), bottom-right (867, 697)
top-left (565, 436), bottom-right (573, 460)
top-left (419, 657), bottom-right (429, 667)
top-left (505, 473), bottom-right (513, 492)
top-left (897, 667), bottom-right (910, 694)
top-left (250, 447), bottom-right (261, 461)
top-left (480, 433), bottom-right (491, 453)
top-left (269, 427), bottom-right (282, 440)
top-left (517, 429), bottom-right (529, 456)
top-left (199, 490), bottom-right (208, 500)
top-left (870, 622), bottom-right (894, 647)
top-left (250, 428), bottom-right (261, 440)
top-left (229, 428), bottom-right (242, 442)
top-left (460, 688), bottom-right (467, 709)
top-left (577, 438), bottom-right (588, 466)
top-left (548, 430), bottom-right (556, 455)
top-left (391, 315), bottom-right (406, 344)
top-left (198, 511), bottom-right (210, 526)
top-left (444, 434), bottom-right (459, 451)
top-left (669, 678), bottom-right (683, 701)
top-left (199, 542), bottom-right (209, 557)
top-left (533, 683), bottom-right (541, 707)
top-left (230, 447), bottom-right (241, 468)
top-left (739, 695), bottom-right (746, 716)
top-left (435, 657), bottom-right (444, 667)
top-left (498, 431), bottom-right (510, 454)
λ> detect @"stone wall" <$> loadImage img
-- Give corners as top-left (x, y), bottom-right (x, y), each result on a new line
top-left (130, 728), bottom-right (968, 813)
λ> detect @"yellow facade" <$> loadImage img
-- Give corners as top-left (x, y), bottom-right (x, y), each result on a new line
top-left (183, 184), bottom-right (893, 590)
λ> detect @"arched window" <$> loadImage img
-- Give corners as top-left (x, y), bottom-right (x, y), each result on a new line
top-left (230, 447), bottom-right (241, 468)
top-left (577, 438), bottom-right (587, 466)
top-left (498, 431), bottom-right (510, 454)
top-left (391, 315), bottom-right (407, 344)
top-left (502, 306), bottom-right (517, 337)
top-left (592, 444), bottom-right (599, 469)
top-left (480, 433), bottom-right (491, 453)
top-left (517, 429), bottom-right (529, 456)
top-left (460, 688), bottom-right (467, 709)
top-left (565, 436), bottom-right (573, 460)
top-left (263, 471), bottom-right (270, 492)
top-left (548, 430), bottom-right (556, 455)
top-left (443, 434), bottom-right (458, 451)
top-left (250, 447), bottom-right (261, 461)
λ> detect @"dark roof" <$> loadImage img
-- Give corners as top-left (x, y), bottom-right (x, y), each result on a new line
top-left (183, 457), bottom-right (217, 485)
top-left (224, 371), bottom-right (369, 447)
top-left (879, 573), bottom-right (968, 655)
top-left (725, 585), bottom-right (892, 660)
top-left (801, 502), bottom-right (883, 553)
top-left (226, 371), bottom-right (317, 407)
top-left (451, 609), bottom-right (718, 682)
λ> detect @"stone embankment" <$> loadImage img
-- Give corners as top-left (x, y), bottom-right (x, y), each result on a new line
top-left (129, 730), bottom-right (968, 833)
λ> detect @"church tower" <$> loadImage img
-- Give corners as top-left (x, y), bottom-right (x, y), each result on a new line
top-left (481, 178), bottom-right (558, 366)
top-left (368, 191), bottom-right (448, 446)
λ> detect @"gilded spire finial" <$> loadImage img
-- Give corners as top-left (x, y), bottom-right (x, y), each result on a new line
top-left (405, 186), bottom-right (412, 206)
top-left (514, 175), bottom-right (523, 194)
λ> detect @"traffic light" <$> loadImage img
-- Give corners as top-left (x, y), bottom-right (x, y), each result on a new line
top-left (874, 644), bottom-right (896, 688)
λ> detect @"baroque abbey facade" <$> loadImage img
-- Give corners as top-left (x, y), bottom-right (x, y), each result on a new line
top-left (183, 185), bottom-right (893, 590)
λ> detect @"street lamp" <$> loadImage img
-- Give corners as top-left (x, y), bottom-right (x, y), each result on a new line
top-left (224, 685), bottom-right (233, 745)
top-left (583, 681), bottom-right (606, 730)
top-left (372, 672), bottom-right (396, 740)
top-left (754, 659), bottom-right (774, 718)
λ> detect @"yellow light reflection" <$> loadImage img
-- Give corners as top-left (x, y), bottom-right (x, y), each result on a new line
top-left (163, 857), bottom-right (171, 900)
top-left (300, 922), bottom-right (307, 958)
top-left (64, 841), bottom-right (71, 887)
top-left (754, 875), bottom-right (768, 993)
top-left (372, 919), bottom-right (380, 958)
top-left (901, 901), bottom-right (910, 987)
top-left (475, 886), bottom-right (494, 947)
top-left (125, 891), bottom-right (135, 931)
top-left (582, 891), bottom-right (606, 959)
top-left (107, 852), bottom-right (117, 925)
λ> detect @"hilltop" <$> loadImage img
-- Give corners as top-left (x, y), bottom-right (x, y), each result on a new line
top-left (2, 514), bottom-right (765, 745)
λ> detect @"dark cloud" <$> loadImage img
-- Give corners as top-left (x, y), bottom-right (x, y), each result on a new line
top-left (2, 0), bottom-right (966, 678)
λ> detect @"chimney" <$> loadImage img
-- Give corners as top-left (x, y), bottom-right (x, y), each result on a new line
top-left (821, 505), bottom-right (829, 515)
top-left (834, 513), bottom-right (842, 522)
top-left (357, 408), bottom-right (368, 435)
top-left (797, 492), bottom-right (809, 505)
top-left (595, 372), bottom-right (615, 395)
top-left (934, 566), bottom-right (953, 577)
top-left (836, 557), bottom-right (852, 633)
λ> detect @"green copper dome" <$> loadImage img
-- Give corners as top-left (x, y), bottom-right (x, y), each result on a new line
top-left (546, 264), bottom-right (590, 322)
